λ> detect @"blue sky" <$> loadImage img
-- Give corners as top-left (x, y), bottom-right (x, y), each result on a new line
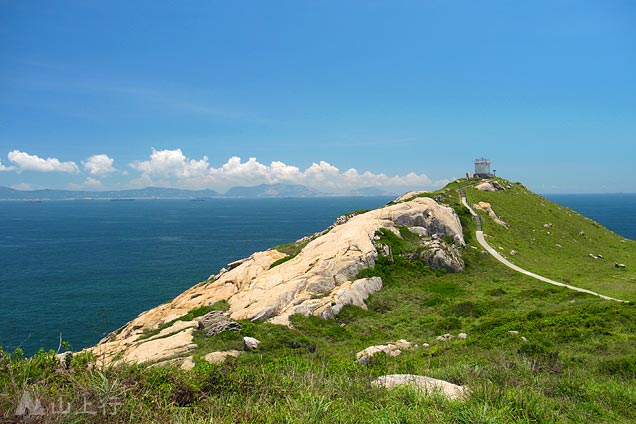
top-left (1, 1), bottom-right (634, 193)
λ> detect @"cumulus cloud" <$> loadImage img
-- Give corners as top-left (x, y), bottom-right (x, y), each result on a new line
top-left (67, 177), bottom-right (104, 190)
top-left (0, 158), bottom-right (14, 171)
top-left (7, 150), bottom-right (79, 173)
top-left (83, 154), bottom-right (116, 175)
top-left (129, 148), bottom-right (444, 193)
top-left (130, 148), bottom-right (209, 179)
top-left (83, 177), bottom-right (103, 187)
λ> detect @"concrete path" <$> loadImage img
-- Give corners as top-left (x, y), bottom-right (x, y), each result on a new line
top-left (461, 193), bottom-right (628, 303)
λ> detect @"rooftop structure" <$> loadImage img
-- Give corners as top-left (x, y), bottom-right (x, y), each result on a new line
top-left (473, 158), bottom-right (495, 179)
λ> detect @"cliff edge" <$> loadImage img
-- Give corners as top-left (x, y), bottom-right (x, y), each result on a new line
top-left (88, 196), bottom-right (465, 365)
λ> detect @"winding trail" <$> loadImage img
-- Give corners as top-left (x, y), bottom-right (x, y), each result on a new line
top-left (461, 192), bottom-right (628, 303)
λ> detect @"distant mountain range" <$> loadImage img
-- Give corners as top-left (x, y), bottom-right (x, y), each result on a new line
top-left (224, 183), bottom-right (324, 198)
top-left (0, 184), bottom-right (397, 200)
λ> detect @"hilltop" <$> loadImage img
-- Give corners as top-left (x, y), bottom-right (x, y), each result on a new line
top-left (2, 178), bottom-right (635, 423)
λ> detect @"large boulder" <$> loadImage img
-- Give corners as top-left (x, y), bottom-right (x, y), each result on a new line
top-left (475, 181), bottom-right (502, 192)
top-left (372, 374), bottom-right (468, 400)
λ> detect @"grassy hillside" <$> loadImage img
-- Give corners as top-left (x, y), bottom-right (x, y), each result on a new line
top-left (2, 179), bottom-right (636, 423)
top-left (463, 178), bottom-right (636, 301)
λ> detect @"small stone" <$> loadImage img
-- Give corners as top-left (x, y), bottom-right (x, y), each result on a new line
top-left (544, 223), bottom-right (553, 228)
top-left (243, 336), bottom-right (261, 351)
top-left (457, 333), bottom-right (467, 340)
top-left (421, 343), bottom-right (430, 349)
top-left (555, 244), bottom-right (562, 248)
top-left (357, 355), bottom-right (370, 365)
top-left (436, 333), bottom-right (454, 342)
top-left (521, 336), bottom-right (528, 342)
top-left (389, 349), bottom-right (402, 357)
top-left (615, 263), bottom-right (626, 269)
top-left (508, 330), bottom-right (519, 335)
top-left (510, 250), bottom-right (517, 256)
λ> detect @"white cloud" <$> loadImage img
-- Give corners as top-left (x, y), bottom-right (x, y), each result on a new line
top-left (7, 150), bottom-right (79, 173)
top-left (129, 149), bottom-right (444, 193)
top-left (83, 177), bottom-right (103, 187)
top-left (0, 158), bottom-right (14, 171)
top-left (130, 148), bottom-right (209, 179)
top-left (67, 177), bottom-right (104, 190)
top-left (83, 154), bottom-right (116, 175)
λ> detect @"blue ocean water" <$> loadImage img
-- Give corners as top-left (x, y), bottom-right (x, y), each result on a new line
top-left (0, 197), bottom-right (391, 355)
top-left (545, 193), bottom-right (636, 240)
top-left (1, 194), bottom-right (634, 355)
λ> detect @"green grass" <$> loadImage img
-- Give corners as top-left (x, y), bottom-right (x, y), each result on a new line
top-left (272, 236), bottom-right (316, 256)
top-left (2, 178), bottom-right (636, 423)
top-left (269, 253), bottom-right (297, 269)
top-left (463, 178), bottom-right (636, 301)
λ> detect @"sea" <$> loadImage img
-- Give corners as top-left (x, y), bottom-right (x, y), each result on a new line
top-left (0, 194), bottom-right (634, 356)
top-left (0, 197), bottom-right (392, 355)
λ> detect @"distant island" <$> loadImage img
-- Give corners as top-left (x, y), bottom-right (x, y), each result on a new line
top-left (0, 183), bottom-right (398, 201)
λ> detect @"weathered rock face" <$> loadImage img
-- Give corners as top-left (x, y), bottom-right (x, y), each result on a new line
top-left (409, 239), bottom-right (465, 272)
top-left (198, 310), bottom-right (241, 336)
top-left (87, 196), bottom-right (465, 365)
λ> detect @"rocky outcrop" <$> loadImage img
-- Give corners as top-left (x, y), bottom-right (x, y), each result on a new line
top-left (473, 201), bottom-right (508, 228)
top-left (198, 310), bottom-right (241, 336)
top-left (87, 196), bottom-right (465, 365)
top-left (475, 181), bottom-right (502, 192)
top-left (372, 374), bottom-right (468, 400)
top-left (408, 238), bottom-right (465, 272)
